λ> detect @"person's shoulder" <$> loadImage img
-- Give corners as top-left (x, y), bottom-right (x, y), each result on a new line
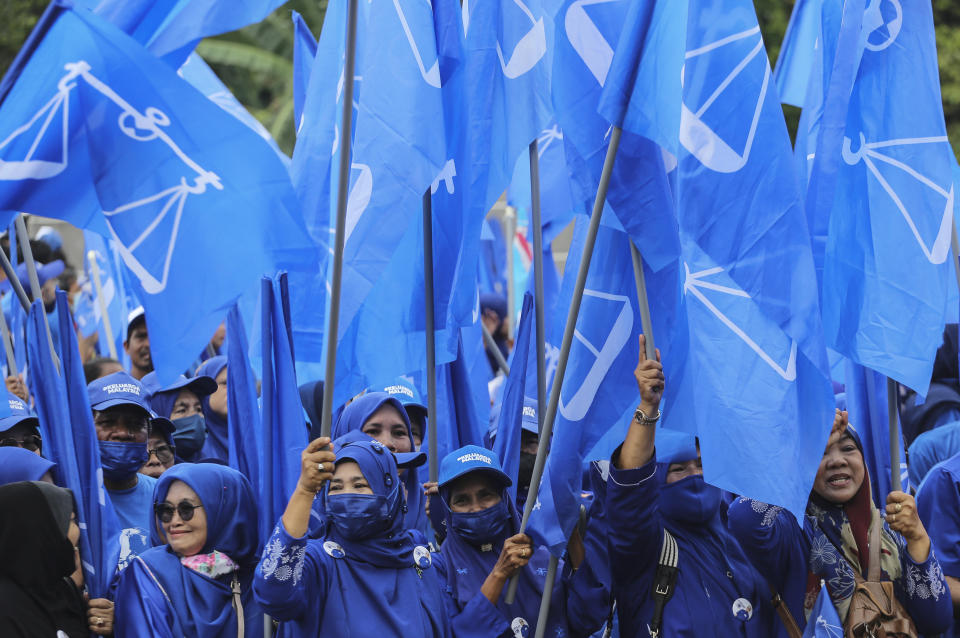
top-left (135, 473), bottom-right (159, 493)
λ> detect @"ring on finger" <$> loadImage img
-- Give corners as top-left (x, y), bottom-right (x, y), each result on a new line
top-left (895, 503), bottom-right (902, 513)
top-left (890, 513), bottom-right (896, 523)
top-left (317, 462), bottom-right (325, 472)
top-left (96, 618), bottom-right (104, 627)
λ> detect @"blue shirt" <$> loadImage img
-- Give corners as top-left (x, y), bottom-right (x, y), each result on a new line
top-left (916, 451), bottom-right (960, 637)
top-left (908, 421), bottom-right (960, 484)
top-left (108, 473), bottom-right (157, 570)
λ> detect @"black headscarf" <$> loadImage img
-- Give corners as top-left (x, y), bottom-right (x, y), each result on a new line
top-left (0, 481), bottom-right (87, 638)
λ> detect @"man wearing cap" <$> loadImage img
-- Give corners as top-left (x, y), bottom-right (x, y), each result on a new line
top-left (141, 371), bottom-right (217, 462)
top-left (123, 307), bottom-right (153, 380)
top-left (378, 376), bottom-right (428, 449)
top-left (0, 391), bottom-right (43, 456)
top-left (88, 371), bottom-right (160, 569)
top-left (434, 445), bottom-right (605, 638)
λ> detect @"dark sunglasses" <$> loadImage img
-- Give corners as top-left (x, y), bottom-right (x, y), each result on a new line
top-left (147, 445), bottom-right (175, 464)
top-left (154, 501), bottom-right (203, 523)
top-left (0, 434), bottom-right (42, 453)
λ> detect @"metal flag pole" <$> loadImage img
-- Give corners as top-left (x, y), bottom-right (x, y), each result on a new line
top-left (482, 322), bottom-right (511, 376)
top-left (319, 0), bottom-right (359, 439)
top-left (629, 240), bottom-right (657, 357)
top-left (0, 249), bottom-right (30, 312)
top-left (887, 377), bottom-right (901, 491)
top-left (505, 205), bottom-right (516, 340)
top-left (15, 215), bottom-right (59, 372)
top-left (506, 126), bottom-right (624, 606)
top-left (529, 139), bottom-right (547, 429)
top-left (88, 250), bottom-right (119, 360)
top-left (0, 307), bottom-right (17, 377)
top-left (423, 189), bottom-right (439, 482)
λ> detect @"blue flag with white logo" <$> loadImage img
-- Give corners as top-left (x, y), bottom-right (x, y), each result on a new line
top-left (841, 360), bottom-right (909, 508)
top-left (226, 302), bottom-right (263, 539)
top-left (494, 292), bottom-right (533, 504)
top-left (291, 10), bottom-right (318, 136)
top-left (818, 1), bottom-right (953, 394)
top-left (802, 582), bottom-right (843, 638)
top-left (80, 0), bottom-right (287, 67)
top-left (0, 5), bottom-right (317, 384)
top-left (27, 292), bottom-right (119, 597)
top-left (260, 273), bottom-right (308, 538)
top-left (550, 0), bottom-right (679, 271)
top-left (663, 0), bottom-right (835, 517)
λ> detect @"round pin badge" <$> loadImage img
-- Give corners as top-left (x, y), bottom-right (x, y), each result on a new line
top-left (323, 540), bottom-right (346, 559)
top-left (511, 617), bottom-right (530, 638)
top-left (732, 597), bottom-right (753, 621)
top-left (414, 545), bottom-right (432, 569)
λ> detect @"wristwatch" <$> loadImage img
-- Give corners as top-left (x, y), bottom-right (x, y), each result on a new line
top-left (633, 406), bottom-right (661, 426)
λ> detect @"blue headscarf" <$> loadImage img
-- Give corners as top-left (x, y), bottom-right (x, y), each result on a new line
top-left (0, 447), bottom-right (56, 484)
top-left (332, 393), bottom-right (426, 534)
top-left (323, 437), bottom-right (414, 568)
top-left (138, 463), bottom-right (261, 637)
top-left (196, 357), bottom-right (228, 460)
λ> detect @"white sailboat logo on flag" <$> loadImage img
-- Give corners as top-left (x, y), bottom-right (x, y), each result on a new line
top-left (842, 133), bottom-right (954, 265)
top-left (680, 26), bottom-right (769, 174)
top-left (496, 0), bottom-right (547, 79)
top-left (684, 262), bottom-right (798, 382)
top-left (0, 61), bottom-right (222, 295)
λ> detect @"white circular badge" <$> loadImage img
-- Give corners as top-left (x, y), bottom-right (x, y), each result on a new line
top-left (323, 540), bottom-right (345, 559)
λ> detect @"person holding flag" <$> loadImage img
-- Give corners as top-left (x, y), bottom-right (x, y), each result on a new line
top-left (729, 411), bottom-right (952, 634)
top-left (607, 336), bottom-right (778, 637)
top-left (433, 444), bottom-right (605, 638)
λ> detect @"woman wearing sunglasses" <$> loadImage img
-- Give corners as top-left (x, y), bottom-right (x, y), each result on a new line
top-left (114, 463), bottom-right (264, 637)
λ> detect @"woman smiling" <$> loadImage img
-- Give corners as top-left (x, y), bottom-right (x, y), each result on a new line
top-left (114, 464), bottom-right (263, 637)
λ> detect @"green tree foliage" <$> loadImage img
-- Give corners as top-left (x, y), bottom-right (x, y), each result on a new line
top-left (0, 0), bottom-right (48, 75)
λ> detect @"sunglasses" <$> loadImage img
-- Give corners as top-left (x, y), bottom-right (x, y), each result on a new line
top-left (154, 500), bottom-right (203, 523)
top-left (0, 434), bottom-right (42, 453)
top-left (147, 445), bottom-right (175, 464)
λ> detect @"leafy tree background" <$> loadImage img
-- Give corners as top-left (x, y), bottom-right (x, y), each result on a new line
top-left (1, 1), bottom-right (959, 156)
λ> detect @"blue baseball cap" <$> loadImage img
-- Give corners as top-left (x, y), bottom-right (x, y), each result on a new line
top-left (140, 371), bottom-right (217, 402)
top-left (87, 371), bottom-right (152, 417)
top-left (487, 396), bottom-right (540, 440)
top-left (0, 391), bottom-right (39, 435)
top-left (438, 444), bottom-right (512, 489)
top-left (378, 377), bottom-right (427, 420)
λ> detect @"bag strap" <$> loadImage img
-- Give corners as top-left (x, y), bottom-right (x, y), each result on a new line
top-left (647, 529), bottom-right (679, 638)
top-left (768, 584), bottom-right (803, 638)
top-left (867, 518), bottom-right (882, 582)
top-left (231, 572), bottom-right (245, 638)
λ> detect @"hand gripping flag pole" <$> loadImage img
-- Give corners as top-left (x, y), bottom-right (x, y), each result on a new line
top-left (320, 0), bottom-right (359, 440)
top-left (506, 126), bottom-right (623, 607)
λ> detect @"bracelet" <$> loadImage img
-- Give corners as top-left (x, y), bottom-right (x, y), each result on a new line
top-left (633, 406), bottom-right (661, 426)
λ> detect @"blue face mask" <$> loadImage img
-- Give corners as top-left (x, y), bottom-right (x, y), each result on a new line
top-left (99, 441), bottom-right (149, 482)
top-left (326, 493), bottom-right (395, 540)
top-left (659, 474), bottom-right (721, 525)
top-left (172, 415), bottom-right (206, 458)
top-left (450, 499), bottom-right (512, 547)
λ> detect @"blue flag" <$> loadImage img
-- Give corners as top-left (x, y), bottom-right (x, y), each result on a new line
top-left (818, 1), bottom-right (953, 394)
top-left (27, 291), bottom-right (119, 597)
top-left (773, 0), bottom-right (820, 108)
top-left (0, 5), bottom-right (317, 384)
top-left (550, 0), bottom-right (679, 271)
top-left (226, 302), bottom-right (263, 538)
top-left (841, 360), bottom-right (910, 507)
top-left (81, 0), bottom-right (288, 67)
top-left (802, 582), bottom-right (843, 637)
top-left (433, 323), bottom-right (490, 463)
top-left (177, 53), bottom-right (288, 165)
top-left (260, 273), bottom-right (308, 536)
top-left (77, 230), bottom-right (128, 358)
top-left (652, 0), bottom-right (835, 517)
top-left (494, 292), bottom-right (534, 504)
top-left (291, 11), bottom-right (318, 136)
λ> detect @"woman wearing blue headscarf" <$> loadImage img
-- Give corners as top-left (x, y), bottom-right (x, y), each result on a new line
top-left (197, 356), bottom-right (229, 461)
top-left (254, 435), bottom-right (453, 637)
top-left (114, 463), bottom-right (263, 637)
top-left (433, 445), bottom-right (606, 638)
top-left (0, 445), bottom-right (56, 484)
top-left (729, 409), bottom-right (952, 635)
top-left (332, 392), bottom-right (427, 535)
top-left (607, 337), bottom-right (778, 637)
